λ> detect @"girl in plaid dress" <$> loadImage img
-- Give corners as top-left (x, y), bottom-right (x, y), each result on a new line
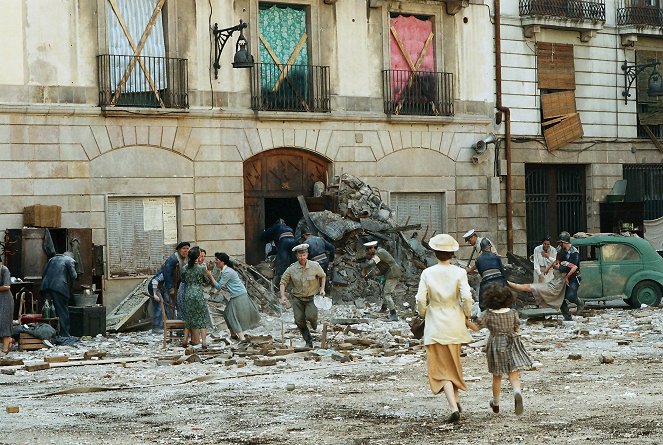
top-left (467, 286), bottom-right (532, 416)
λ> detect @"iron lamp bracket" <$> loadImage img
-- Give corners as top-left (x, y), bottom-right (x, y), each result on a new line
top-left (212, 20), bottom-right (248, 79)
top-left (622, 60), bottom-right (660, 104)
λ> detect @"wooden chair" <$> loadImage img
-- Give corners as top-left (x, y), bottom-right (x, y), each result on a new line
top-left (160, 296), bottom-right (186, 349)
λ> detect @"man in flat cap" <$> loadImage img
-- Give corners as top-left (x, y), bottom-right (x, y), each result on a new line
top-left (462, 229), bottom-right (496, 274)
top-left (280, 243), bottom-right (327, 348)
top-left (159, 241), bottom-right (190, 319)
top-left (361, 240), bottom-right (402, 321)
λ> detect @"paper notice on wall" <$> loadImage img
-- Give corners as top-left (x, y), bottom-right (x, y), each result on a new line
top-left (162, 198), bottom-right (178, 245)
top-left (143, 198), bottom-right (163, 231)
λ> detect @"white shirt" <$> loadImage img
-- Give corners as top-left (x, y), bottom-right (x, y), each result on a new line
top-left (532, 244), bottom-right (557, 283)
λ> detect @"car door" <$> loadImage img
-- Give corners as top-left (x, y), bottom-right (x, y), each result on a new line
top-left (597, 242), bottom-right (642, 300)
top-left (577, 244), bottom-right (602, 301)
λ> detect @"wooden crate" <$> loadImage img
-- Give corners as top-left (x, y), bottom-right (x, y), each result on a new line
top-left (23, 205), bottom-right (61, 228)
top-left (19, 333), bottom-right (48, 351)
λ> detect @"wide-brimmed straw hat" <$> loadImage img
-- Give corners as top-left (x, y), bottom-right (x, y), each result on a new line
top-left (428, 234), bottom-right (459, 252)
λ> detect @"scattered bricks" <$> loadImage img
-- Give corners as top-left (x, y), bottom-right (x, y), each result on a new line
top-left (347, 338), bottom-right (373, 347)
top-left (236, 359), bottom-right (247, 368)
top-left (0, 358), bottom-right (24, 367)
top-left (224, 359), bottom-right (238, 366)
top-left (617, 340), bottom-right (632, 345)
top-left (1, 369), bottom-right (16, 375)
top-left (83, 350), bottom-right (108, 360)
top-left (6, 406), bottom-right (19, 414)
top-left (579, 329), bottom-right (590, 336)
top-left (44, 356), bottom-right (69, 363)
top-left (270, 348), bottom-right (295, 356)
top-left (601, 354), bottom-right (615, 364)
top-left (568, 354), bottom-right (582, 360)
top-left (25, 363), bottom-right (50, 372)
top-left (337, 343), bottom-right (354, 350)
top-left (331, 352), bottom-right (350, 363)
top-left (286, 384), bottom-right (295, 391)
top-left (254, 358), bottom-right (277, 367)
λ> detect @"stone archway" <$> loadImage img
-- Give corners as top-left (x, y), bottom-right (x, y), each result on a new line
top-left (244, 148), bottom-right (331, 264)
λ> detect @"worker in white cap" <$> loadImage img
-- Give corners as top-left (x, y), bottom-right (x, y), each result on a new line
top-left (279, 243), bottom-right (326, 348)
top-left (462, 229), bottom-right (496, 274)
top-left (361, 240), bottom-right (402, 321)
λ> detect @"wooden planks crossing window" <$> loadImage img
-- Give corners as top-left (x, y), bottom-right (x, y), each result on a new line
top-left (537, 42), bottom-right (583, 151)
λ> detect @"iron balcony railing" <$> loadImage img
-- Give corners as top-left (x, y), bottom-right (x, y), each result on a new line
top-left (250, 63), bottom-right (330, 113)
top-left (97, 54), bottom-right (188, 108)
top-left (383, 69), bottom-right (453, 116)
top-left (519, 0), bottom-right (606, 21)
top-left (618, 2), bottom-right (663, 27)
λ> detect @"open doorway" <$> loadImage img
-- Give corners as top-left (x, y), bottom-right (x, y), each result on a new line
top-left (264, 198), bottom-right (303, 234)
top-left (243, 148), bottom-right (331, 265)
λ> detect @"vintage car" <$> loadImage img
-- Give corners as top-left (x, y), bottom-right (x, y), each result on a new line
top-left (573, 234), bottom-right (663, 308)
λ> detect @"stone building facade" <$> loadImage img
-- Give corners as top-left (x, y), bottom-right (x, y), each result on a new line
top-left (1, 0), bottom-right (662, 308)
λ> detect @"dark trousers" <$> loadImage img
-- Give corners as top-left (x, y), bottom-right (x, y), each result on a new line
top-left (147, 283), bottom-right (171, 328)
top-left (564, 277), bottom-right (580, 304)
top-left (42, 289), bottom-right (71, 337)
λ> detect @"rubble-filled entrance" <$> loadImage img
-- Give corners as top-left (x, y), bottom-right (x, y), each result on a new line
top-left (243, 148), bottom-right (331, 264)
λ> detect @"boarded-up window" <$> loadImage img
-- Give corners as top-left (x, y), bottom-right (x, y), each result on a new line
top-left (537, 42), bottom-right (575, 90)
top-left (537, 43), bottom-right (583, 151)
top-left (390, 192), bottom-right (445, 235)
top-left (107, 196), bottom-right (178, 277)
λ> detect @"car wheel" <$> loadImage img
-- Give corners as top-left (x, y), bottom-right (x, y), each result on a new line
top-left (628, 280), bottom-right (662, 308)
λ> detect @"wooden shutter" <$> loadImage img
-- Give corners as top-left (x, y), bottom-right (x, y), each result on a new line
top-left (537, 43), bottom-right (575, 90)
top-left (390, 192), bottom-right (445, 234)
top-left (541, 91), bottom-right (583, 151)
top-left (107, 196), bottom-right (178, 277)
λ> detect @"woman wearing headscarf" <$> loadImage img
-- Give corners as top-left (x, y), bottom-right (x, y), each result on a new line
top-left (0, 259), bottom-right (13, 354)
top-left (415, 234), bottom-right (473, 423)
top-left (207, 253), bottom-right (261, 344)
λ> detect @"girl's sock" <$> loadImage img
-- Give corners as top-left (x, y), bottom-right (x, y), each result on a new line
top-left (493, 395), bottom-right (500, 405)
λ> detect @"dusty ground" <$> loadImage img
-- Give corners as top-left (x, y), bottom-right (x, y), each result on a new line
top-left (2, 302), bottom-right (663, 445)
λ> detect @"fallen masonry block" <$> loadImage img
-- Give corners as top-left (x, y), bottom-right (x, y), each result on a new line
top-left (254, 358), bottom-right (277, 366)
top-left (44, 356), bottom-right (69, 363)
top-left (84, 350), bottom-right (108, 360)
top-left (25, 363), bottom-right (50, 372)
top-left (601, 354), bottom-right (615, 364)
top-left (6, 406), bottom-right (19, 414)
top-left (568, 354), bottom-right (582, 360)
top-left (0, 358), bottom-right (24, 367)
top-left (331, 352), bottom-right (350, 363)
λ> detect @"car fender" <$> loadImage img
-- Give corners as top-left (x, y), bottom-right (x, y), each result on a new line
top-left (624, 271), bottom-right (663, 296)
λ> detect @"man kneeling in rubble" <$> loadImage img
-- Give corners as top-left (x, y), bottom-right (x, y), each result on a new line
top-left (279, 243), bottom-right (327, 348)
top-left (361, 240), bottom-right (401, 322)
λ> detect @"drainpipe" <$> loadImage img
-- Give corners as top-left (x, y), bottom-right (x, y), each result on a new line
top-left (493, 0), bottom-right (513, 253)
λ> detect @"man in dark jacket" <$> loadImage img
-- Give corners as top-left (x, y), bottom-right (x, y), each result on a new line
top-left (475, 238), bottom-right (506, 311)
top-left (303, 230), bottom-right (335, 292)
top-left (558, 231), bottom-right (583, 320)
top-left (40, 252), bottom-right (78, 339)
top-left (261, 219), bottom-right (297, 282)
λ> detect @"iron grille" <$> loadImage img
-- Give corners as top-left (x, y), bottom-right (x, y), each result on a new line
top-left (382, 69), bottom-right (453, 116)
top-left (618, 1), bottom-right (663, 26)
top-left (624, 164), bottom-right (663, 220)
top-left (519, 0), bottom-right (606, 21)
top-left (250, 63), bottom-right (331, 113)
top-left (525, 165), bottom-right (586, 254)
top-left (97, 55), bottom-right (188, 108)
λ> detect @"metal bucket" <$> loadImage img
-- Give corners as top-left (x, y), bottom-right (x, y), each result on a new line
top-left (73, 293), bottom-right (98, 307)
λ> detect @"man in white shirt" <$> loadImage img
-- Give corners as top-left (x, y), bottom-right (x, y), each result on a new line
top-left (532, 236), bottom-right (557, 283)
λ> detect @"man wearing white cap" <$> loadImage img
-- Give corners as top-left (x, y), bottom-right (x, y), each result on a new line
top-left (279, 243), bottom-right (326, 348)
top-left (462, 229), bottom-right (496, 274)
top-left (361, 240), bottom-right (402, 321)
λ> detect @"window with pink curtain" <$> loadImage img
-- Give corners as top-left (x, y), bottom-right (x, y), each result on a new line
top-left (389, 14), bottom-right (435, 102)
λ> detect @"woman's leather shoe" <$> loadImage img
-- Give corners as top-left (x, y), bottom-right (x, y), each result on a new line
top-left (446, 411), bottom-right (460, 423)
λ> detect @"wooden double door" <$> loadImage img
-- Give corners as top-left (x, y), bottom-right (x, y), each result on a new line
top-left (244, 148), bottom-right (330, 265)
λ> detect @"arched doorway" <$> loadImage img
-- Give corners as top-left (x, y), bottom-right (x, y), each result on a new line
top-left (244, 148), bottom-right (331, 264)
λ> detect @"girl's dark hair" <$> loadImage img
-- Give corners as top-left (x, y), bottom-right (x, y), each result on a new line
top-left (483, 286), bottom-right (516, 310)
top-left (187, 246), bottom-right (201, 268)
top-left (214, 252), bottom-right (234, 269)
top-left (434, 251), bottom-right (454, 261)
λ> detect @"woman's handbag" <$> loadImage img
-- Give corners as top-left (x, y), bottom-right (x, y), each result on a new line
top-left (409, 316), bottom-right (425, 339)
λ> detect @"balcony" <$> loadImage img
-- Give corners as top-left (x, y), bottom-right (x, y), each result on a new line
top-left (382, 70), bottom-right (454, 117)
top-left (250, 63), bottom-right (331, 113)
top-left (519, 0), bottom-right (605, 42)
top-left (97, 55), bottom-right (188, 109)
top-left (618, 2), bottom-right (663, 45)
